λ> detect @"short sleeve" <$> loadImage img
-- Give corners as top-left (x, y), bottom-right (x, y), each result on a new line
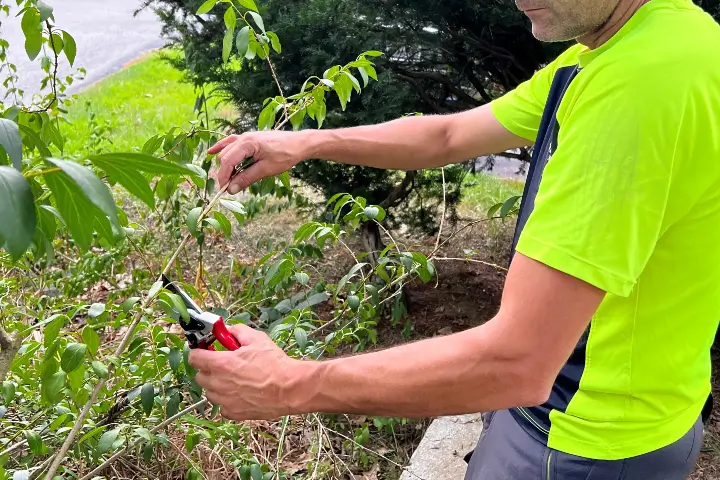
top-left (490, 45), bottom-right (584, 142)
top-left (515, 68), bottom-right (683, 297)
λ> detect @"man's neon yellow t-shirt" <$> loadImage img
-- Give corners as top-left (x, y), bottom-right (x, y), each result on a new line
top-left (491, 0), bottom-right (720, 460)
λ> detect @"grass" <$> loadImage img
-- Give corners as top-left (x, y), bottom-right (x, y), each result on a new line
top-left (459, 172), bottom-right (524, 218)
top-left (60, 48), bottom-right (232, 157)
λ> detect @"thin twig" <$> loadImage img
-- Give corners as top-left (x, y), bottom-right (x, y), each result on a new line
top-left (433, 257), bottom-right (507, 272)
top-left (78, 399), bottom-right (208, 480)
top-left (43, 187), bottom-right (230, 480)
top-left (434, 167), bottom-right (447, 254)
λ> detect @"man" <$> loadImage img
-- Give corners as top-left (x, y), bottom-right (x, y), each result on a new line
top-left (188, 0), bottom-right (720, 477)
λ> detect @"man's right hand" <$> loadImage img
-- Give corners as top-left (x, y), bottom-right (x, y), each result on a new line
top-left (210, 130), bottom-right (311, 194)
top-left (209, 104), bottom-right (528, 195)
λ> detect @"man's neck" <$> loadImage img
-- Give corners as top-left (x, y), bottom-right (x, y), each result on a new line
top-left (578, 0), bottom-right (652, 49)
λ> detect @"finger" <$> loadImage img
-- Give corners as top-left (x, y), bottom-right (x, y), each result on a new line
top-left (205, 390), bottom-right (232, 408)
top-left (188, 348), bottom-right (223, 372)
top-left (227, 162), bottom-right (272, 195)
top-left (217, 141), bottom-right (256, 190)
top-left (228, 324), bottom-right (271, 347)
top-left (195, 371), bottom-right (225, 392)
top-left (208, 135), bottom-right (237, 154)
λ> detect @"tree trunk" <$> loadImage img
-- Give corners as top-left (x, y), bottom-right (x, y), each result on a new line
top-left (0, 327), bottom-right (22, 383)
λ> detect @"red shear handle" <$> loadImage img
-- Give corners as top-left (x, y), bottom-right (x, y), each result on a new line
top-left (212, 318), bottom-right (242, 351)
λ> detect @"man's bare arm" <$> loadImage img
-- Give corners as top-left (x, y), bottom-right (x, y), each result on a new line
top-left (286, 253), bottom-right (605, 418)
top-left (212, 104), bottom-right (531, 194)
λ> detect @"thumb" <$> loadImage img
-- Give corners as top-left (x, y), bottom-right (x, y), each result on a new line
top-left (227, 162), bottom-right (269, 194)
top-left (228, 324), bottom-right (271, 347)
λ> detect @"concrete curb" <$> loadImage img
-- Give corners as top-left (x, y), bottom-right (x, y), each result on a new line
top-left (400, 414), bottom-right (483, 480)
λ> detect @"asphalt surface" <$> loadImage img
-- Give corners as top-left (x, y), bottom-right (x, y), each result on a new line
top-left (2, 0), bottom-right (164, 99)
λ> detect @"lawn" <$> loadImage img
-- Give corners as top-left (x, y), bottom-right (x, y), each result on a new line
top-left (60, 48), bottom-right (231, 157)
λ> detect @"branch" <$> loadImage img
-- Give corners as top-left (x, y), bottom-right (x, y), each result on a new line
top-left (433, 257), bottom-right (507, 272)
top-left (0, 326), bottom-right (22, 383)
top-left (78, 399), bottom-right (208, 480)
top-left (24, 21), bottom-right (60, 114)
top-left (42, 187), bottom-right (230, 480)
top-left (434, 168), bottom-right (446, 253)
top-left (379, 171), bottom-right (417, 210)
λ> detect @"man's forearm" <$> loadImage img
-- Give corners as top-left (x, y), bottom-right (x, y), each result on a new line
top-left (299, 105), bottom-right (528, 172)
top-left (285, 316), bottom-right (549, 418)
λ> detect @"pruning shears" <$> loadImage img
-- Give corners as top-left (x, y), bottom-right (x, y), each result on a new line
top-left (161, 274), bottom-right (241, 352)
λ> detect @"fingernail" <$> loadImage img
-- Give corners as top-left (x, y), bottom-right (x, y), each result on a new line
top-left (228, 185), bottom-right (238, 194)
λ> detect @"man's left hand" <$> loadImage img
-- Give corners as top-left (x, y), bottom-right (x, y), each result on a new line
top-left (188, 324), bottom-right (298, 421)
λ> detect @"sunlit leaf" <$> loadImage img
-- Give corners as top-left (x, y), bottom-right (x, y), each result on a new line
top-left (196, 0), bottom-right (218, 14)
top-left (91, 360), bottom-right (108, 379)
top-left (235, 26), bottom-right (250, 58)
top-left (248, 12), bottom-right (265, 32)
top-left (1, 381), bottom-right (15, 405)
top-left (62, 30), bottom-right (76, 65)
top-left (41, 371), bottom-right (66, 404)
top-left (82, 326), bottom-right (100, 356)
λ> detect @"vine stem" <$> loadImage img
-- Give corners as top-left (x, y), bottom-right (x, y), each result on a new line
top-left (433, 257), bottom-right (507, 272)
top-left (42, 186), bottom-right (230, 480)
top-left (77, 398), bottom-right (208, 480)
top-left (434, 167), bottom-right (447, 254)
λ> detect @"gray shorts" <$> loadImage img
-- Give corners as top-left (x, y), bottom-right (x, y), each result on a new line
top-left (464, 409), bottom-right (703, 480)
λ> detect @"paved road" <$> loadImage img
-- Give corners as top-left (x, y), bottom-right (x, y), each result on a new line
top-left (2, 0), bottom-right (163, 99)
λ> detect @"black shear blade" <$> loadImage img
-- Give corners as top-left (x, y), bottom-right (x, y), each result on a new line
top-left (161, 274), bottom-right (202, 314)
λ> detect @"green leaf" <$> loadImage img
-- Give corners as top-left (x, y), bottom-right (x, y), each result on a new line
top-left (240, 466), bottom-right (251, 480)
top-left (43, 314), bottom-right (66, 348)
top-left (0, 166), bottom-right (35, 260)
top-left (347, 295), bottom-right (360, 311)
top-left (266, 31), bottom-right (281, 53)
top-left (363, 206), bottom-right (379, 220)
top-left (337, 263), bottom-right (367, 294)
top-left (223, 26), bottom-right (235, 63)
top-left (88, 152), bottom-right (196, 175)
top-left (224, 6), bottom-right (237, 29)
top-left (24, 430), bottom-right (43, 454)
top-left (45, 157), bottom-right (121, 243)
top-left (185, 432), bottom-right (200, 453)
top-left (97, 428), bottom-right (120, 455)
top-left (0, 119), bottom-right (22, 170)
top-left (18, 124), bottom-right (52, 157)
top-left (296, 292), bottom-right (330, 310)
top-left (91, 361), bottom-right (109, 379)
top-left (250, 464), bottom-right (263, 480)
top-left (166, 391), bottom-right (181, 418)
top-left (220, 199), bottom-right (246, 215)
top-left (237, 0), bottom-right (259, 11)
top-left (166, 292), bottom-right (190, 322)
top-left (68, 363), bottom-right (85, 393)
top-left (37, 1), bottom-right (53, 21)
top-left (258, 102), bottom-right (277, 131)
top-left (90, 158), bottom-right (155, 208)
top-left (122, 297), bottom-right (141, 313)
top-left (88, 303), bottom-right (105, 318)
top-left (248, 12), bottom-right (265, 32)
top-left (187, 467), bottom-right (203, 480)
top-left (50, 32), bottom-right (63, 54)
top-left (196, 0), bottom-right (218, 14)
top-left (42, 371), bottom-right (66, 404)
top-left (1, 381), bottom-right (15, 404)
top-left (212, 211), bottom-right (232, 239)
top-left (141, 135), bottom-right (164, 155)
top-left (141, 382), bottom-right (155, 415)
top-left (62, 30), bottom-right (76, 66)
top-left (149, 280), bottom-right (163, 299)
top-left (343, 71), bottom-right (361, 93)
top-left (294, 328), bottom-right (308, 352)
top-left (21, 9), bottom-right (42, 61)
top-left (358, 67), bottom-right (369, 87)
top-left (363, 50), bottom-right (383, 57)
top-left (82, 327), bottom-right (101, 356)
top-left (187, 207), bottom-right (202, 236)
top-left (500, 195), bottom-right (522, 218)
top-left (169, 348), bottom-right (182, 372)
top-left (295, 272), bottom-right (310, 286)
top-left (236, 26), bottom-right (251, 57)
top-left (61, 343), bottom-right (86, 373)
